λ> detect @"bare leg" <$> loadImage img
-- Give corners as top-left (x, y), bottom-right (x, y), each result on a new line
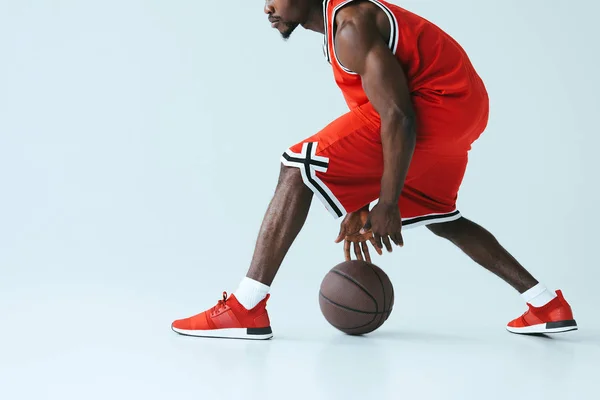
top-left (245, 164), bottom-right (313, 286)
top-left (427, 217), bottom-right (538, 293)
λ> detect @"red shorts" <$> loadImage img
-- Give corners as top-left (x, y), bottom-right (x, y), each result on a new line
top-left (281, 91), bottom-right (489, 229)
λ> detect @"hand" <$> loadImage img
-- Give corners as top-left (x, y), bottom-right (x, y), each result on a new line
top-left (360, 202), bottom-right (404, 252)
top-left (335, 206), bottom-right (383, 262)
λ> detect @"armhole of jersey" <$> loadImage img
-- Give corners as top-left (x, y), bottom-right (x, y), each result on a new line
top-left (370, 0), bottom-right (399, 55)
top-left (323, 0), bottom-right (331, 63)
top-left (331, 0), bottom-right (400, 75)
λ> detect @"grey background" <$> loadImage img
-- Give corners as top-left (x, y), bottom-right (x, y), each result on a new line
top-left (1, 0), bottom-right (598, 399)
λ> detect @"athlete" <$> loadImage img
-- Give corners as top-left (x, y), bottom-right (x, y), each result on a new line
top-left (171, 0), bottom-right (577, 339)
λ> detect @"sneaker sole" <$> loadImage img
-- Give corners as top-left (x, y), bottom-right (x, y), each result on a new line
top-left (506, 319), bottom-right (578, 334)
top-left (171, 325), bottom-right (273, 340)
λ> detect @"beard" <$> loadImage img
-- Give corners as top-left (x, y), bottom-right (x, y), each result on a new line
top-left (280, 22), bottom-right (300, 40)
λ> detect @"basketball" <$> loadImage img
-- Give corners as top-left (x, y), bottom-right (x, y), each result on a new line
top-left (319, 260), bottom-right (394, 335)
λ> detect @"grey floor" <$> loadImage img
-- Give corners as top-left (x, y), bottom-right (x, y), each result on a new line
top-left (2, 224), bottom-right (599, 400)
top-left (2, 296), bottom-right (598, 400)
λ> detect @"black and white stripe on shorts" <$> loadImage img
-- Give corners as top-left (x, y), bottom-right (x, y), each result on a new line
top-left (281, 142), bottom-right (346, 218)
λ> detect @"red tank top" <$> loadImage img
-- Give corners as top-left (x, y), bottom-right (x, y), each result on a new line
top-left (323, 0), bottom-right (483, 110)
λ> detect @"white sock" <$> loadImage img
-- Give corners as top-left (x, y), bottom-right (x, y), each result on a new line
top-left (233, 277), bottom-right (270, 310)
top-left (521, 283), bottom-right (556, 307)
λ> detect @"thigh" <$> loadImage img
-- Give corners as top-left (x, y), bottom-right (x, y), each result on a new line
top-left (281, 102), bottom-right (474, 221)
top-left (399, 151), bottom-right (468, 228)
top-left (281, 103), bottom-right (383, 218)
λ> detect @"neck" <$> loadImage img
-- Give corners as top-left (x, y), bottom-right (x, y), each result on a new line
top-left (301, 1), bottom-right (326, 34)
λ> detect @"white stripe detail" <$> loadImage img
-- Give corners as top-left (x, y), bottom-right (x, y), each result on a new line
top-left (281, 142), bottom-right (347, 219)
top-left (282, 143), bottom-right (462, 223)
top-left (329, 0), bottom-right (400, 75)
top-left (331, 0), bottom-right (357, 75)
top-left (401, 210), bottom-right (462, 229)
top-left (369, 0), bottom-right (400, 54)
top-left (307, 141), bottom-right (330, 171)
top-left (323, 0), bottom-right (331, 63)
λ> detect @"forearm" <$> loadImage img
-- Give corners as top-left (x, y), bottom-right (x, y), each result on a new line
top-left (378, 115), bottom-right (416, 205)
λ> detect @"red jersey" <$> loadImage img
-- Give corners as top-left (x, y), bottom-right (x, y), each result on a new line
top-left (323, 0), bottom-right (486, 111)
top-left (281, 0), bottom-right (490, 219)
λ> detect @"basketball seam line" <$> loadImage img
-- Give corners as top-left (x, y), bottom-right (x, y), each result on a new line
top-left (319, 292), bottom-right (384, 315)
top-left (330, 269), bottom-right (378, 311)
top-left (365, 263), bottom-right (387, 326)
top-left (319, 292), bottom-right (380, 331)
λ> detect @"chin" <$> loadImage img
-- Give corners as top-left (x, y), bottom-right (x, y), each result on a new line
top-left (280, 24), bottom-right (299, 40)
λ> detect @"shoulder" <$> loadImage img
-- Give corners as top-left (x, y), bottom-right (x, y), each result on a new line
top-left (332, 2), bottom-right (393, 72)
top-left (333, 1), bottom-right (391, 46)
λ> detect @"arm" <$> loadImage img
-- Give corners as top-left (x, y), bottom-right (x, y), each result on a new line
top-left (334, 7), bottom-right (416, 206)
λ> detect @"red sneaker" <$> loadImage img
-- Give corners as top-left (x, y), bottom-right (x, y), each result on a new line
top-left (507, 290), bottom-right (577, 334)
top-left (171, 292), bottom-right (273, 340)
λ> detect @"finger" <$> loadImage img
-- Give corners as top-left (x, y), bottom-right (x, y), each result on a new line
top-left (353, 242), bottom-right (363, 261)
top-left (361, 241), bottom-right (372, 263)
top-left (397, 231), bottom-right (404, 247)
top-left (360, 219), bottom-right (372, 235)
top-left (344, 240), bottom-right (351, 261)
top-left (389, 232), bottom-right (400, 247)
top-left (382, 235), bottom-right (393, 252)
top-left (373, 233), bottom-right (383, 250)
top-left (335, 225), bottom-right (346, 243)
top-left (369, 236), bottom-right (383, 255)
top-left (390, 229), bottom-right (403, 247)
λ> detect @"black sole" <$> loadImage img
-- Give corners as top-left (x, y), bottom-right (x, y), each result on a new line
top-left (546, 319), bottom-right (577, 329)
top-left (247, 326), bottom-right (273, 335)
top-left (171, 325), bottom-right (273, 340)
